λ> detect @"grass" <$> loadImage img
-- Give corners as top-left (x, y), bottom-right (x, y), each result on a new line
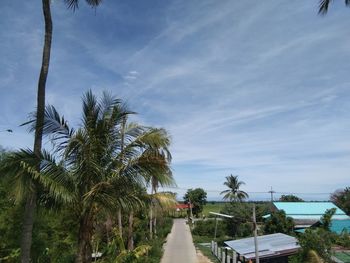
top-left (195, 243), bottom-right (220, 263)
top-left (202, 202), bottom-right (227, 217)
top-left (334, 251), bottom-right (350, 262)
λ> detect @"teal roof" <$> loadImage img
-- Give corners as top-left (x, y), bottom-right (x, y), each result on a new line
top-left (331, 219), bottom-right (350, 234)
top-left (273, 202), bottom-right (350, 220)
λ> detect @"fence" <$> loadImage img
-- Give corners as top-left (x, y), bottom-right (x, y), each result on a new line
top-left (211, 241), bottom-right (242, 263)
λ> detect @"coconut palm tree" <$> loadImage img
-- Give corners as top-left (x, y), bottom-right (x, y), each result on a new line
top-left (36, 91), bottom-right (171, 262)
top-left (220, 175), bottom-right (249, 202)
top-left (319, 0), bottom-right (350, 14)
top-left (24, 1), bottom-right (103, 262)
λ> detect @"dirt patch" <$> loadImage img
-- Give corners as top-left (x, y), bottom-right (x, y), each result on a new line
top-left (196, 248), bottom-right (213, 263)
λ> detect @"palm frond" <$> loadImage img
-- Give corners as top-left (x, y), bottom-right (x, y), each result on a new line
top-left (319, 0), bottom-right (331, 14)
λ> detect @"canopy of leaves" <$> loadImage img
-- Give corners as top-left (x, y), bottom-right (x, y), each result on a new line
top-left (220, 175), bottom-right (248, 202)
top-left (298, 228), bottom-right (335, 262)
top-left (279, 194), bottom-right (303, 202)
top-left (331, 187), bottom-right (350, 215)
top-left (320, 208), bottom-right (336, 231)
top-left (183, 188), bottom-right (207, 217)
top-left (263, 210), bottom-right (294, 235)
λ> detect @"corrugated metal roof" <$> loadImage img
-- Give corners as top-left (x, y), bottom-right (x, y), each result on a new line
top-left (273, 202), bottom-right (348, 217)
top-left (331, 219), bottom-right (350, 234)
top-left (224, 233), bottom-right (300, 260)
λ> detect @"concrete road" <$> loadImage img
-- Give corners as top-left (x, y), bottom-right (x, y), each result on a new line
top-left (161, 218), bottom-right (197, 263)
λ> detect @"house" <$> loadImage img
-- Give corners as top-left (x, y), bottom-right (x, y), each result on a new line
top-left (224, 233), bottom-right (300, 263)
top-left (263, 202), bottom-right (350, 233)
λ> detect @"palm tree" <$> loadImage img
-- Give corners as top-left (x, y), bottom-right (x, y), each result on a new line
top-left (36, 91), bottom-right (171, 262)
top-left (220, 175), bottom-right (249, 202)
top-left (319, 0), bottom-right (350, 14)
top-left (23, 1), bottom-right (103, 262)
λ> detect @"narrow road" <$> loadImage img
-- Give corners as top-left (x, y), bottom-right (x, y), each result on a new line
top-left (161, 218), bottom-right (197, 263)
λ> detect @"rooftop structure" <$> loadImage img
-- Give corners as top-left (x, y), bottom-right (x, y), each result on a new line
top-left (224, 233), bottom-right (300, 261)
top-left (263, 202), bottom-right (350, 233)
top-left (272, 202), bottom-right (349, 220)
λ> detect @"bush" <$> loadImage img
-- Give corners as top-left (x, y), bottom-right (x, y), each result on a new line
top-left (192, 220), bottom-right (226, 237)
top-left (298, 228), bottom-right (335, 262)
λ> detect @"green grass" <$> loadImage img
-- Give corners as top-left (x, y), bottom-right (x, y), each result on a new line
top-left (202, 202), bottom-right (227, 217)
top-left (195, 243), bottom-right (220, 263)
top-left (334, 252), bottom-right (350, 262)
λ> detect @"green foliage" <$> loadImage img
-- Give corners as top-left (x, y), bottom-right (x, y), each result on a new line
top-left (192, 220), bottom-right (226, 237)
top-left (220, 175), bottom-right (248, 202)
top-left (183, 188), bottom-right (207, 217)
top-left (202, 202), bottom-right (226, 217)
top-left (279, 195), bottom-right (304, 202)
top-left (298, 228), bottom-right (335, 262)
top-left (263, 210), bottom-right (294, 235)
top-left (320, 208), bottom-right (336, 231)
top-left (336, 229), bottom-right (350, 248)
top-left (221, 202), bottom-right (268, 238)
top-left (331, 187), bottom-right (350, 215)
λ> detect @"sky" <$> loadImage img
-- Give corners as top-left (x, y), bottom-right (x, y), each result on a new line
top-left (0, 0), bottom-right (350, 201)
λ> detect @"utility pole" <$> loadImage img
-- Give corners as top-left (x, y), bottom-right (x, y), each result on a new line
top-left (268, 186), bottom-right (275, 202)
top-left (189, 197), bottom-right (194, 228)
top-left (253, 204), bottom-right (260, 263)
top-left (268, 186), bottom-right (276, 212)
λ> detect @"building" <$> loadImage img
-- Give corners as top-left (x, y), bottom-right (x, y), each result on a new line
top-left (224, 233), bottom-right (300, 263)
top-left (263, 202), bottom-right (350, 233)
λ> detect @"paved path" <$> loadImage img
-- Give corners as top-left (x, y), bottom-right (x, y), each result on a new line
top-left (161, 218), bottom-right (197, 263)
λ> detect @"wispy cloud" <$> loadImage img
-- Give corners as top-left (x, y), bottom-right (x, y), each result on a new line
top-left (1, 0), bottom-right (350, 199)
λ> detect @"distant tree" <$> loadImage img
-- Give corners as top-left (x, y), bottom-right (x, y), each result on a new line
top-left (320, 208), bottom-right (336, 231)
top-left (331, 187), bottom-right (350, 214)
top-left (264, 210), bottom-right (294, 235)
top-left (220, 175), bottom-right (248, 202)
top-left (183, 188), bottom-right (207, 217)
top-left (279, 194), bottom-right (304, 202)
top-left (319, 0), bottom-right (350, 14)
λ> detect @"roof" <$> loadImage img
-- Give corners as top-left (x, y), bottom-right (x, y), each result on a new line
top-left (224, 233), bottom-right (300, 260)
top-left (331, 219), bottom-right (350, 234)
top-left (175, 204), bottom-right (193, 209)
top-left (273, 202), bottom-right (350, 220)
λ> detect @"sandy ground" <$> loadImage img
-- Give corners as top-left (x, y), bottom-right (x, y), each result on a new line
top-left (196, 249), bottom-right (213, 263)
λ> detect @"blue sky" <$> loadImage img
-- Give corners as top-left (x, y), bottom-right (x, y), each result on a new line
top-left (1, 1), bottom-right (350, 200)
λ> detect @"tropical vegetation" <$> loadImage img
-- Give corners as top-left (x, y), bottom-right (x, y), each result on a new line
top-left (183, 188), bottom-right (207, 217)
top-left (220, 175), bottom-right (248, 202)
top-left (0, 91), bottom-right (176, 262)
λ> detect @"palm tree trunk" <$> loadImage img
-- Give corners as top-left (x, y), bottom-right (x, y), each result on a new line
top-left (20, 0), bottom-right (52, 262)
top-left (117, 118), bottom-right (126, 240)
top-left (127, 211), bottom-right (134, 251)
top-left (76, 212), bottom-right (94, 263)
top-left (20, 193), bottom-right (37, 263)
top-left (149, 187), bottom-right (153, 239)
top-left (118, 209), bottom-right (123, 238)
top-left (153, 216), bottom-right (157, 236)
top-left (153, 185), bottom-right (157, 236)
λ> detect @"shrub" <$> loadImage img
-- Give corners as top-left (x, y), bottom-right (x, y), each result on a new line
top-left (192, 219), bottom-right (226, 237)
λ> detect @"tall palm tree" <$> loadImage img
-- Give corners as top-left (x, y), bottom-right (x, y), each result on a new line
top-left (220, 175), bottom-right (249, 202)
top-left (23, 1), bottom-right (103, 262)
top-left (33, 91), bottom-right (172, 263)
top-left (319, 0), bottom-right (350, 14)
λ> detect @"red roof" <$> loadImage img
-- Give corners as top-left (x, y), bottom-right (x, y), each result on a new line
top-left (175, 204), bottom-right (193, 209)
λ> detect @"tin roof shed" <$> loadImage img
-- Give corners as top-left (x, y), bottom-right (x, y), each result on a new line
top-left (224, 233), bottom-right (300, 260)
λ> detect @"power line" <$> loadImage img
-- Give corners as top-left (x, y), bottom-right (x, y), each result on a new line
top-left (160, 186), bottom-right (333, 196)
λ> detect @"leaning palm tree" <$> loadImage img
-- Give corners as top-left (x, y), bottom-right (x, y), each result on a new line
top-left (220, 175), bottom-right (249, 202)
top-left (23, 1), bottom-right (103, 262)
top-left (319, 0), bottom-right (350, 14)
